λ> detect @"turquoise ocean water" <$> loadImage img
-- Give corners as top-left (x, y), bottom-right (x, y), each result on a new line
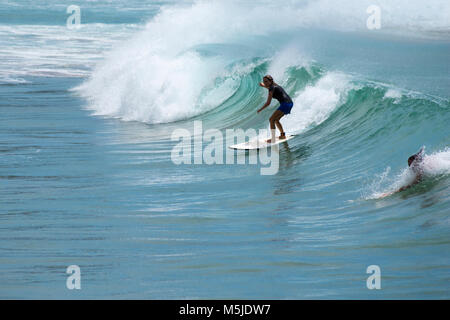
top-left (1, 0), bottom-right (449, 299)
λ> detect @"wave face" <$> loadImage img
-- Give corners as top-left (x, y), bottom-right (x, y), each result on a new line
top-left (73, 0), bottom-right (450, 193)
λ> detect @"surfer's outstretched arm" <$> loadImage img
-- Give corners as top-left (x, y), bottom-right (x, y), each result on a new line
top-left (257, 91), bottom-right (273, 113)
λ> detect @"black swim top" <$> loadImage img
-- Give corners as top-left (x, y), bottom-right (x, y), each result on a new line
top-left (269, 84), bottom-right (292, 104)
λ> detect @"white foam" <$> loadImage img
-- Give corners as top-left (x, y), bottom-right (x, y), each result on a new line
top-left (384, 88), bottom-right (403, 99)
top-left (75, 1), bottom-right (274, 123)
top-left (0, 24), bottom-right (138, 83)
top-left (280, 72), bottom-right (353, 134)
top-left (421, 148), bottom-right (450, 176)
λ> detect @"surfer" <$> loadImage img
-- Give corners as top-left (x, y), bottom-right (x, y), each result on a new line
top-left (257, 75), bottom-right (294, 143)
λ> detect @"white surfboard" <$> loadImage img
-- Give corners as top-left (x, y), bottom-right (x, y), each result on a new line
top-left (229, 135), bottom-right (295, 150)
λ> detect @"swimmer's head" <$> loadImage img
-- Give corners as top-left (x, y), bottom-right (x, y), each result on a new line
top-left (408, 147), bottom-right (425, 176)
top-left (408, 155), bottom-right (417, 167)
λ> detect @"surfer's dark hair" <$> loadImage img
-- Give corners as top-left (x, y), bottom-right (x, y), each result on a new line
top-left (408, 155), bottom-right (417, 167)
top-left (263, 75), bottom-right (273, 82)
top-left (263, 75), bottom-right (277, 87)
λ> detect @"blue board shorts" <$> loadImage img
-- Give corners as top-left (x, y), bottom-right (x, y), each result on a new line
top-left (277, 102), bottom-right (294, 114)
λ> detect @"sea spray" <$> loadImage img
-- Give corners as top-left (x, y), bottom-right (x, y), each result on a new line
top-left (366, 148), bottom-right (450, 199)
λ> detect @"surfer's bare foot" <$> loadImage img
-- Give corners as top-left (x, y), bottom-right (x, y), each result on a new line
top-left (279, 132), bottom-right (286, 139)
top-left (266, 138), bottom-right (273, 143)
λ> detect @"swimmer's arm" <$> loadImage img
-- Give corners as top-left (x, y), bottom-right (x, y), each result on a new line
top-left (397, 185), bottom-right (409, 193)
top-left (257, 91), bottom-right (273, 113)
top-left (397, 175), bottom-right (422, 193)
